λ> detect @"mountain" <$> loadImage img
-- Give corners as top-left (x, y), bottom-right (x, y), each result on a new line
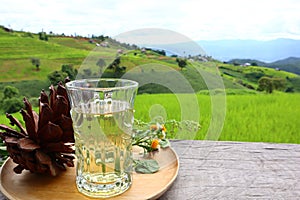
top-left (266, 57), bottom-right (300, 75)
top-left (227, 57), bottom-right (300, 75)
top-left (198, 38), bottom-right (300, 63)
top-left (226, 58), bottom-right (266, 66)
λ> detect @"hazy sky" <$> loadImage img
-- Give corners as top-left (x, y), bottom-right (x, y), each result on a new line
top-left (1, 0), bottom-right (300, 41)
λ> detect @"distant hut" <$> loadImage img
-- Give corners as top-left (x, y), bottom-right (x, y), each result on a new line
top-left (243, 63), bottom-right (251, 67)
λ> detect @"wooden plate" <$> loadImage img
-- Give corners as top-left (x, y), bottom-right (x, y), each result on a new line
top-left (0, 147), bottom-right (179, 200)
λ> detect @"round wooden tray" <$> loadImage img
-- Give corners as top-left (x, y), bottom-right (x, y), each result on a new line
top-left (0, 147), bottom-right (179, 200)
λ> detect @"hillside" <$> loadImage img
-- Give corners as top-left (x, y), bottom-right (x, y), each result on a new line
top-left (0, 29), bottom-right (88, 82)
top-left (228, 57), bottom-right (300, 75)
top-left (0, 27), bottom-right (132, 82)
top-left (0, 26), bottom-right (300, 100)
top-left (266, 57), bottom-right (300, 75)
top-left (217, 63), bottom-right (300, 92)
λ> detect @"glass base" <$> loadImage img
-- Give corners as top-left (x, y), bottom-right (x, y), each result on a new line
top-left (76, 172), bottom-right (132, 198)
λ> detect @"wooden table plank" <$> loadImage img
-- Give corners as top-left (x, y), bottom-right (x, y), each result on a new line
top-left (1, 140), bottom-right (299, 199)
top-left (159, 140), bottom-right (300, 199)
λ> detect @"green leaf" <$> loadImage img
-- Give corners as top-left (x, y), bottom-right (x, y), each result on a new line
top-left (134, 159), bottom-right (159, 174)
top-left (0, 146), bottom-right (7, 151)
top-left (159, 139), bottom-right (170, 148)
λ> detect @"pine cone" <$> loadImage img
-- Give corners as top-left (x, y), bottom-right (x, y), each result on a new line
top-left (0, 82), bottom-right (75, 176)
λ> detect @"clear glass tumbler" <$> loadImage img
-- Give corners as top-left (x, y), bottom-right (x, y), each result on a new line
top-left (66, 79), bottom-right (138, 198)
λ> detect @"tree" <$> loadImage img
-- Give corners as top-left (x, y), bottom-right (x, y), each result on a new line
top-left (258, 77), bottom-right (274, 93)
top-left (1, 86), bottom-right (23, 113)
top-left (272, 78), bottom-right (286, 91)
top-left (47, 71), bottom-right (68, 85)
top-left (108, 57), bottom-right (121, 72)
top-left (2, 97), bottom-right (23, 113)
top-left (257, 77), bottom-right (286, 93)
top-left (3, 86), bottom-right (19, 99)
top-left (96, 58), bottom-right (106, 75)
top-left (61, 64), bottom-right (78, 80)
top-left (176, 58), bottom-right (187, 70)
top-left (115, 66), bottom-right (126, 73)
top-left (38, 32), bottom-right (48, 41)
top-left (31, 58), bottom-right (40, 71)
top-left (83, 69), bottom-right (92, 77)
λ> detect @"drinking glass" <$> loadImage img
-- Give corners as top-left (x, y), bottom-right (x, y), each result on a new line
top-left (66, 79), bottom-right (138, 198)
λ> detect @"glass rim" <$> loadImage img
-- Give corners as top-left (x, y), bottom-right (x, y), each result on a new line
top-left (65, 78), bottom-right (138, 91)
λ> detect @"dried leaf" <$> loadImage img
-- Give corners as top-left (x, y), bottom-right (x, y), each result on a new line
top-left (20, 150), bottom-right (35, 161)
top-left (56, 115), bottom-right (75, 142)
top-left (61, 154), bottom-right (75, 160)
top-left (55, 153), bottom-right (74, 167)
top-left (54, 160), bottom-right (66, 171)
top-left (6, 145), bottom-right (19, 155)
top-left (36, 163), bottom-right (48, 173)
top-left (35, 149), bottom-right (51, 165)
top-left (54, 95), bottom-right (69, 118)
top-left (32, 111), bottom-right (39, 133)
top-left (20, 109), bottom-right (37, 140)
top-left (23, 98), bottom-right (40, 134)
top-left (42, 142), bottom-right (74, 153)
top-left (49, 85), bottom-right (57, 112)
top-left (62, 130), bottom-right (75, 143)
top-left (38, 122), bottom-right (63, 143)
top-left (35, 150), bottom-right (61, 176)
top-left (38, 103), bottom-right (53, 130)
top-left (57, 115), bottom-right (73, 131)
top-left (39, 89), bottom-right (49, 104)
top-left (134, 159), bottom-right (159, 174)
top-left (5, 113), bottom-right (27, 136)
top-left (49, 162), bottom-right (61, 176)
top-left (23, 98), bottom-right (34, 121)
top-left (13, 154), bottom-right (25, 166)
top-left (4, 136), bottom-right (19, 144)
top-left (18, 138), bottom-right (40, 152)
top-left (13, 164), bottom-right (25, 174)
top-left (0, 124), bottom-right (25, 138)
top-left (57, 83), bottom-right (69, 101)
top-left (35, 149), bottom-right (61, 175)
top-left (26, 160), bottom-right (37, 172)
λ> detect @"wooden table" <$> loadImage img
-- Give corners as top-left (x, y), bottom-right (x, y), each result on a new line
top-left (1, 140), bottom-right (300, 199)
top-left (160, 140), bottom-right (300, 199)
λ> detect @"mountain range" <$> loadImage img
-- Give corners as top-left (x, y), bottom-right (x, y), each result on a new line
top-left (198, 38), bottom-right (300, 63)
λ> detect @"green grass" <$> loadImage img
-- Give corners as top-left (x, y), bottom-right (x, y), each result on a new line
top-left (0, 35), bottom-right (91, 60)
top-left (0, 88), bottom-right (299, 145)
top-left (134, 93), bottom-right (300, 144)
top-left (219, 64), bottom-right (297, 79)
top-left (220, 93), bottom-right (300, 143)
top-left (244, 66), bottom-right (298, 79)
top-left (121, 50), bottom-right (179, 70)
top-left (0, 29), bottom-right (100, 82)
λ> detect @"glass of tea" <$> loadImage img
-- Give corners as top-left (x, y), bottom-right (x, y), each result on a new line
top-left (66, 79), bottom-right (138, 198)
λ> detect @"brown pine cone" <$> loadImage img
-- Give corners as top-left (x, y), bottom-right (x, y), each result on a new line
top-left (0, 82), bottom-right (75, 176)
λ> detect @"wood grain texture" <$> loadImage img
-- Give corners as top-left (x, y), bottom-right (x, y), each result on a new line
top-left (160, 140), bottom-right (300, 199)
top-left (1, 140), bottom-right (300, 200)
